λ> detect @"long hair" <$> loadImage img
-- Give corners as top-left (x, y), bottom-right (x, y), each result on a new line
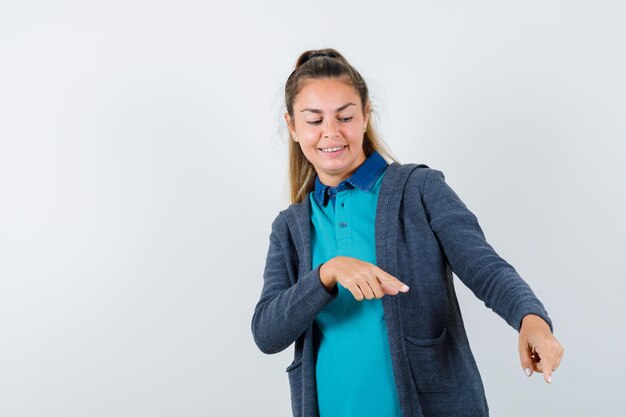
top-left (284, 48), bottom-right (397, 204)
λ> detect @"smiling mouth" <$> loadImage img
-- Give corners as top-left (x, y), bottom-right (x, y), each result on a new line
top-left (319, 146), bottom-right (346, 153)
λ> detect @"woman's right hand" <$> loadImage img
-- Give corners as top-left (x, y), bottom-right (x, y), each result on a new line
top-left (319, 256), bottom-right (409, 301)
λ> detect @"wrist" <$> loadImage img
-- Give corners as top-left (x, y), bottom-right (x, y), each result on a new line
top-left (521, 314), bottom-right (550, 331)
top-left (319, 261), bottom-right (336, 290)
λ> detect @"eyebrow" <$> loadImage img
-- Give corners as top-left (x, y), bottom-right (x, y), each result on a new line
top-left (300, 102), bottom-right (356, 114)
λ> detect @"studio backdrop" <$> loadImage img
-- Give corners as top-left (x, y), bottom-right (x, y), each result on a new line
top-left (0, 1), bottom-right (624, 416)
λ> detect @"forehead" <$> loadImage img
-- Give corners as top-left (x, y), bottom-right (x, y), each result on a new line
top-left (294, 78), bottom-right (361, 110)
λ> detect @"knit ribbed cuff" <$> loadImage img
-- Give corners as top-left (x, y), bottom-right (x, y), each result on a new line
top-left (300, 264), bottom-right (338, 315)
top-left (509, 300), bottom-right (554, 333)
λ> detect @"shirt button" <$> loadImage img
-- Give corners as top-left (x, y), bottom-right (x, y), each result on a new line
top-left (340, 203), bottom-right (345, 207)
top-left (339, 222), bottom-right (347, 228)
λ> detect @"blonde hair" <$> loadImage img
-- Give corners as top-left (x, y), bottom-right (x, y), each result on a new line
top-left (284, 48), bottom-right (397, 204)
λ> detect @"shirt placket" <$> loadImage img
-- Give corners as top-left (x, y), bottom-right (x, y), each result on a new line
top-left (335, 190), bottom-right (352, 255)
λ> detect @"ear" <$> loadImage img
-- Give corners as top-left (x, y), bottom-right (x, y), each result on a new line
top-left (284, 112), bottom-right (297, 141)
top-left (364, 101), bottom-right (371, 126)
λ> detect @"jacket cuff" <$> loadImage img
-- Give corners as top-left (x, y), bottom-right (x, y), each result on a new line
top-left (300, 264), bottom-right (337, 314)
top-left (510, 300), bottom-right (553, 333)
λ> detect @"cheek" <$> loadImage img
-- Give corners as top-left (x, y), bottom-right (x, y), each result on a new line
top-left (344, 127), bottom-right (364, 142)
top-left (297, 136), bottom-right (318, 154)
top-left (300, 129), bottom-right (321, 144)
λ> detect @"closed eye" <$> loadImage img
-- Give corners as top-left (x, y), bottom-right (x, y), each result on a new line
top-left (339, 117), bottom-right (353, 123)
top-left (306, 120), bottom-right (322, 125)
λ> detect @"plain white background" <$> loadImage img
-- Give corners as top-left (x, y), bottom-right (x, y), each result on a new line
top-left (1, 1), bottom-right (624, 416)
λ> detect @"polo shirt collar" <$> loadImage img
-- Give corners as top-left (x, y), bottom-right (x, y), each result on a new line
top-left (313, 151), bottom-right (388, 207)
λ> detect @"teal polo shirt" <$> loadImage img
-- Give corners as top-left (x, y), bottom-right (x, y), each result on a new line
top-left (310, 151), bottom-right (401, 417)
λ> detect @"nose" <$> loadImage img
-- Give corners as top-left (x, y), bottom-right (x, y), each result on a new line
top-left (322, 119), bottom-right (340, 138)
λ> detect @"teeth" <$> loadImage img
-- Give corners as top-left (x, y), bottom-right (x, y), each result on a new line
top-left (321, 146), bottom-right (344, 153)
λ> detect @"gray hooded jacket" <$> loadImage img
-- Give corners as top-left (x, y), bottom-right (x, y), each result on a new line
top-left (252, 162), bottom-right (552, 417)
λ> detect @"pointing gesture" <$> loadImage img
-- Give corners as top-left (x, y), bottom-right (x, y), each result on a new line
top-left (518, 314), bottom-right (564, 383)
top-left (319, 256), bottom-right (409, 301)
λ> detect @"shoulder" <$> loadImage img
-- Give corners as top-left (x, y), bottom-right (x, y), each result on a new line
top-left (270, 199), bottom-right (310, 233)
top-left (385, 162), bottom-right (445, 191)
top-left (278, 199), bottom-right (309, 219)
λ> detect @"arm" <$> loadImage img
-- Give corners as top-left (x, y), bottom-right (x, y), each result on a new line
top-left (251, 214), bottom-right (411, 354)
top-left (421, 169), bottom-right (551, 331)
top-left (252, 211), bottom-right (409, 353)
top-left (421, 169), bottom-right (563, 382)
top-left (251, 215), bottom-right (337, 354)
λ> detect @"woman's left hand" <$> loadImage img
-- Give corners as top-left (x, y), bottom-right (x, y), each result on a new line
top-left (518, 314), bottom-right (564, 383)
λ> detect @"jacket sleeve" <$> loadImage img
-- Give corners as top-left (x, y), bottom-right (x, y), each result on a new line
top-left (251, 213), bottom-right (337, 354)
top-left (421, 168), bottom-right (553, 332)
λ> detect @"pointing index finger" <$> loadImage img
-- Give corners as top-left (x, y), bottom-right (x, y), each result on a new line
top-left (535, 347), bottom-right (555, 384)
top-left (378, 269), bottom-right (409, 293)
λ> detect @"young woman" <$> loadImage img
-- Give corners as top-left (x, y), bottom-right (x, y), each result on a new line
top-left (252, 49), bottom-right (563, 417)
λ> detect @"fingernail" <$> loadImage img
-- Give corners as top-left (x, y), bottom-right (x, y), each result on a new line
top-left (400, 284), bottom-right (409, 292)
top-left (547, 375), bottom-right (553, 384)
top-left (524, 368), bottom-right (532, 377)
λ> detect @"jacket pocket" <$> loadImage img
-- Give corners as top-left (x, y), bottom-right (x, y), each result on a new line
top-left (404, 328), bottom-right (456, 393)
top-left (286, 359), bottom-right (303, 417)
